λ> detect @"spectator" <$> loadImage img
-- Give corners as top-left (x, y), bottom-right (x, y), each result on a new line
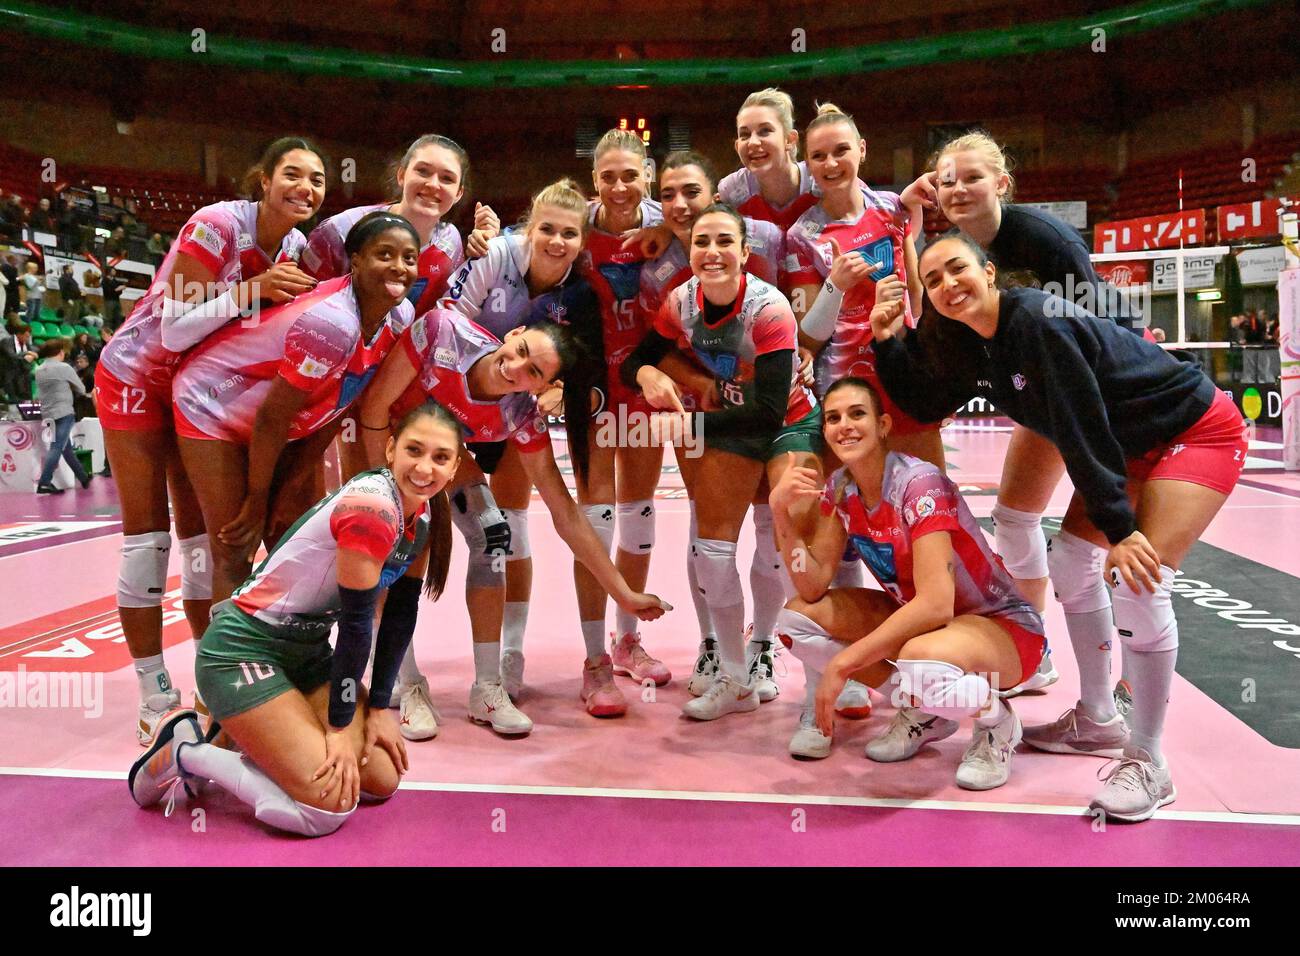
top-left (1265, 311), bottom-right (1280, 346)
top-left (58, 265), bottom-right (84, 324)
top-left (0, 266), bottom-right (7, 321)
top-left (33, 339), bottom-right (92, 494)
top-left (30, 197), bottom-right (54, 233)
top-left (100, 266), bottom-right (127, 329)
top-left (1150, 327), bottom-right (1167, 343)
top-left (145, 231), bottom-right (166, 261)
top-left (0, 256), bottom-right (18, 322)
top-left (1, 321), bottom-right (38, 402)
top-left (105, 226), bottom-right (128, 257)
top-left (21, 261), bottom-right (44, 324)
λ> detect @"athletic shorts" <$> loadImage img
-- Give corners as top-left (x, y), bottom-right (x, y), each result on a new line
top-left (991, 615), bottom-right (1047, 687)
top-left (171, 402), bottom-right (219, 441)
top-left (1126, 389), bottom-right (1247, 495)
top-left (195, 604), bottom-right (332, 722)
top-left (94, 364), bottom-right (172, 432)
top-left (467, 439), bottom-right (506, 474)
top-left (707, 404), bottom-right (824, 462)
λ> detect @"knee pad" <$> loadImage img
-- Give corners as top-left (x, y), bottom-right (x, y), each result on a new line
top-left (254, 799), bottom-right (354, 837)
top-left (503, 508), bottom-right (530, 561)
top-left (117, 531), bottom-right (172, 608)
top-left (894, 658), bottom-right (992, 720)
top-left (775, 608), bottom-right (841, 673)
top-left (616, 498), bottom-right (655, 555)
top-left (991, 503), bottom-right (1049, 580)
top-left (692, 537), bottom-right (741, 605)
top-left (749, 504), bottom-right (782, 577)
top-left (450, 488), bottom-right (505, 589)
top-left (584, 503), bottom-right (615, 553)
top-left (1111, 565), bottom-right (1178, 653)
top-left (1047, 531), bottom-right (1112, 615)
top-left (177, 533), bottom-right (213, 601)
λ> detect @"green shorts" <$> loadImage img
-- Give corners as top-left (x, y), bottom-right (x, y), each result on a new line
top-left (195, 604), bottom-right (333, 722)
top-left (705, 404), bottom-right (824, 463)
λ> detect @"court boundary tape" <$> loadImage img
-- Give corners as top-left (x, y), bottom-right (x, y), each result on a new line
top-left (3, 765), bottom-right (1299, 826)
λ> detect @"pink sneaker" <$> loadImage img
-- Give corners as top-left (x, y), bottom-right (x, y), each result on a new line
top-left (610, 632), bottom-right (671, 686)
top-left (582, 654), bottom-right (628, 717)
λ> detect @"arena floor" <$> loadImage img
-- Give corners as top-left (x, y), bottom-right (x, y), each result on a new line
top-left (3, 420), bottom-right (1299, 865)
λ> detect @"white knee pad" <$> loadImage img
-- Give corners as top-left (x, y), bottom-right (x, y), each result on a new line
top-left (503, 508), bottom-right (530, 561)
top-left (692, 537), bottom-right (741, 605)
top-left (616, 498), bottom-right (655, 555)
top-left (584, 503), bottom-right (615, 553)
top-left (450, 486), bottom-right (505, 589)
top-left (775, 608), bottom-right (841, 673)
top-left (991, 503), bottom-right (1049, 580)
top-left (254, 798), bottom-right (354, 837)
top-left (1047, 531), bottom-right (1112, 615)
top-left (750, 504), bottom-right (782, 577)
top-left (177, 533), bottom-right (213, 601)
top-left (894, 658), bottom-right (992, 720)
top-left (117, 531), bottom-right (172, 608)
top-left (1111, 565), bottom-right (1178, 653)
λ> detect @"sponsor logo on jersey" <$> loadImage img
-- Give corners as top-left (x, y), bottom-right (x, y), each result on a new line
top-left (186, 222), bottom-right (226, 259)
top-left (915, 494), bottom-right (936, 518)
top-left (296, 356), bottom-right (330, 379)
top-left (434, 346), bottom-right (456, 367)
top-left (235, 232), bottom-right (254, 252)
top-left (411, 319), bottom-right (429, 352)
top-left (301, 245), bottom-right (321, 274)
top-left (654, 260), bottom-right (677, 282)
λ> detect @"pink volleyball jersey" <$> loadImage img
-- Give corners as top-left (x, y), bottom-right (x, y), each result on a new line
top-left (786, 185), bottom-right (913, 397)
top-left (718, 162), bottom-right (819, 233)
top-left (397, 310), bottom-right (550, 453)
top-left (824, 452), bottom-right (1043, 634)
top-left (654, 273), bottom-right (815, 425)
top-left (232, 468), bottom-right (430, 629)
top-left (99, 200), bottom-right (306, 391)
top-left (301, 203), bottom-right (464, 315)
top-left (636, 218), bottom-right (786, 320)
top-left (173, 275), bottom-right (414, 444)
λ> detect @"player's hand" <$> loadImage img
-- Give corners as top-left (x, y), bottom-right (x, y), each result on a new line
top-left (825, 237), bottom-right (873, 290)
top-left (815, 658), bottom-right (849, 737)
top-left (218, 494), bottom-right (267, 552)
top-left (869, 292), bottom-right (907, 342)
top-left (621, 223), bottom-right (675, 259)
top-left (1106, 530), bottom-right (1162, 595)
top-left (466, 229), bottom-right (492, 259)
top-left (473, 202), bottom-right (501, 236)
top-left (901, 171), bottom-right (939, 213)
top-left (362, 707), bottom-right (409, 776)
top-left (797, 346), bottom-right (815, 386)
top-left (770, 451), bottom-right (824, 512)
top-left (245, 261), bottom-right (317, 306)
top-left (313, 727), bottom-right (360, 810)
top-left (619, 591), bottom-right (673, 621)
top-left (535, 383), bottom-right (565, 417)
top-left (635, 366), bottom-right (685, 412)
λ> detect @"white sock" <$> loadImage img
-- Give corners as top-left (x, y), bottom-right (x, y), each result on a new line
top-left (134, 653), bottom-right (172, 701)
top-left (1065, 608), bottom-right (1119, 722)
top-left (473, 641), bottom-right (501, 683)
top-left (749, 506), bottom-right (785, 643)
top-left (803, 665), bottom-right (821, 712)
top-left (580, 621), bottom-right (606, 662)
top-left (178, 742), bottom-right (347, 837)
top-left (687, 503), bottom-right (714, 643)
top-left (614, 605), bottom-right (639, 642)
top-left (974, 693), bottom-right (1005, 728)
top-left (397, 640), bottom-right (424, 688)
top-left (502, 602), bottom-right (528, 655)
top-left (693, 537), bottom-right (747, 682)
top-left (1125, 646), bottom-right (1176, 766)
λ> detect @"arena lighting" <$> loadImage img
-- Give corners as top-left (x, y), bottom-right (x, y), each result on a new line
top-left (0, 0), bottom-right (1280, 88)
top-left (1196, 289), bottom-right (1224, 301)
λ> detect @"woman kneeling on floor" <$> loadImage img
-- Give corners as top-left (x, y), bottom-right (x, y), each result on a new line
top-left (769, 377), bottom-right (1045, 789)
top-left (127, 400), bottom-right (458, 836)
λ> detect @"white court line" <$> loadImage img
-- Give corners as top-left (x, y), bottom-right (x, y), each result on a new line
top-left (4, 765), bottom-right (1299, 827)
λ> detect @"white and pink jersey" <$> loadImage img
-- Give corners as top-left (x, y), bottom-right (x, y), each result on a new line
top-left (718, 162), bottom-right (820, 233)
top-left (395, 310), bottom-right (551, 453)
top-left (233, 468), bottom-right (430, 631)
top-left (786, 185), bottom-right (913, 398)
top-left (636, 218), bottom-right (786, 320)
top-left (99, 200), bottom-right (306, 392)
top-left (824, 452), bottom-right (1042, 634)
top-left (301, 203), bottom-right (464, 315)
top-left (173, 275), bottom-right (413, 444)
top-left (655, 274), bottom-right (815, 425)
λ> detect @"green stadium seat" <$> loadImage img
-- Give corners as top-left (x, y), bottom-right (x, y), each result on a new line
top-left (59, 324), bottom-right (75, 337)
top-left (29, 320), bottom-right (48, 338)
top-left (39, 307), bottom-right (57, 323)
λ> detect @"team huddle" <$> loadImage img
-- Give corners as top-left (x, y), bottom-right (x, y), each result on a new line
top-left (116, 88), bottom-right (1247, 836)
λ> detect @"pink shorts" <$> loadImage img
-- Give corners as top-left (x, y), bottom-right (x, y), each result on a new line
top-left (1126, 389), bottom-right (1247, 495)
top-left (171, 403), bottom-right (219, 442)
top-left (94, 364), bottom-right (173, 432)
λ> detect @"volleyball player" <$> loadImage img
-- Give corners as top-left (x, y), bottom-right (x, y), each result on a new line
top-left (720, 88), bottom-right (821, 232)
top-left (128, 401), bottom-right (458, 837)
top-left (770, 378), bottom-right (1044, 787)
top-left (357, 307), bottom-right (670, 732)
top-left (622, 204), bottom-right (821, 720)
top-left (302, 134), bottom-right (498, 314)
top-left (94, 137), bottom-right (326, 744)
top-left (873, 232), bottom-right (1246, 821)
top-left (173, 211), bottom-right (420, 609)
